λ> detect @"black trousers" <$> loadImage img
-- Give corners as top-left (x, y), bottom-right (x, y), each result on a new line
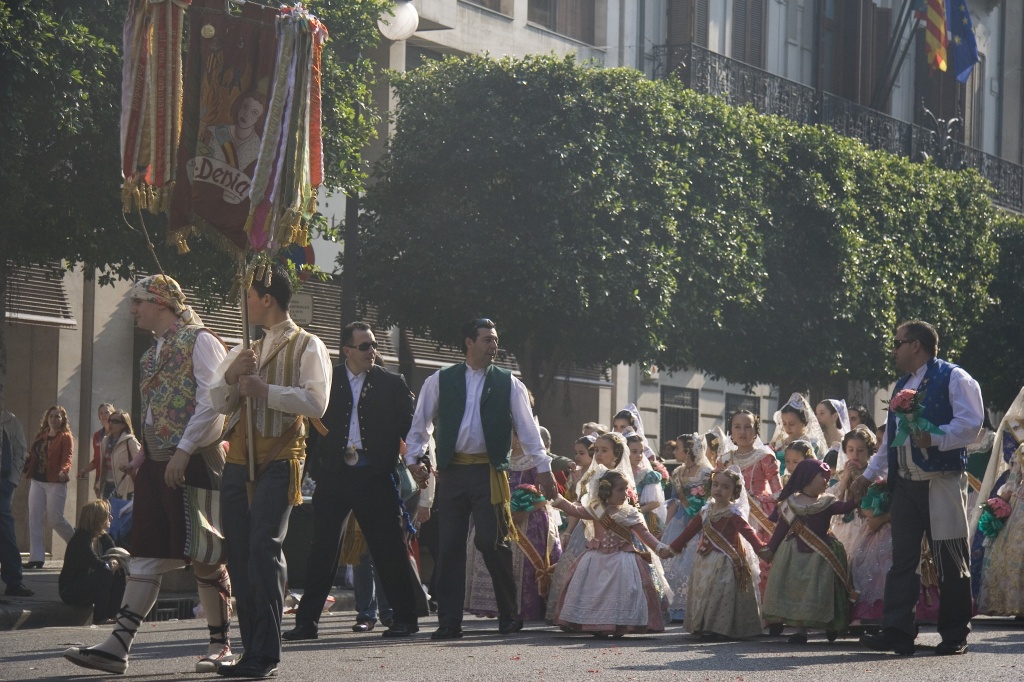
top-left (883, 474), bottom-right (973, 643)
top-left (434, 463), bottom-right (517, 628)
top-left (221, 461), bottom-right (293, 663)
top-left (295, 466), bottom-right (423, 628)
top-left (59, 567), bottom-right (126, 623)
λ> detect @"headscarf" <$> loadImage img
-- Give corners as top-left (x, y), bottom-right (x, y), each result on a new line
top-left (827, 399), bottom-right (852, 436)
top-left (619, 403), bottom-right (657, 460)
top-left (670, 432), bottom-right (713, 492)
top-left (770, 392), bottom-right (827, 456)
top-left (777, 458), bottom-right (831, 502)
top-left (129, 274), bottom-right (203, 326)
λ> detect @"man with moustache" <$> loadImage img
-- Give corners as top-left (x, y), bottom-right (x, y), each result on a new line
top-left (405, 318), bottom-right (557, 639)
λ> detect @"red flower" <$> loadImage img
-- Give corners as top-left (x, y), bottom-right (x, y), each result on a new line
top-left (887, 389), bottom-right (918, 414)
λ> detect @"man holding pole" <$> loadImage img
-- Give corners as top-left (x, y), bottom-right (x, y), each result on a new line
top-left (213, 265), bottom-right (330, 679)
top-left (64, 275), bottom-right (234, 675)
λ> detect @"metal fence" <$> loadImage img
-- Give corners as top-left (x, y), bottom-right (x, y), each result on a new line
top-left (653, 43), bottom-right (1023, 213)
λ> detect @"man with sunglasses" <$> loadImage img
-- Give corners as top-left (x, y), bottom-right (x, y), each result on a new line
top-left (405, 318), bottom-right (557, 640)
top-left (854, 320), bottom-right (983, 657)
top-left (283, 321), bottom-right (425, 642)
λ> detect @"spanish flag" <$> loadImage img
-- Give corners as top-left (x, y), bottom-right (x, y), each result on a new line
top-left (924, 0), bottom-right (948, 72)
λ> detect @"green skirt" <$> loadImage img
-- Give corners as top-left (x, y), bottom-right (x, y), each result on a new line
top-left (761, 536), bottom-right (850, 631)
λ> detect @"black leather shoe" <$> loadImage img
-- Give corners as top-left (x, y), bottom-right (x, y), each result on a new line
top-left (4, 584), bottom-right (35, 597)
top-left (861, 628), bottom-right (916, 656)
top-left (281, 624), bottom-right (318, 641)
top-left (217, 656), bottom-right (278, 678)
top-left (382, 622), bottom-right (419, 638)
top-left (431, 626), bottom-right (463, 640)
top-left (498, 618), bottom-right (523, 635)
top-left (767, 623), bottom-right (784, 636)
top-left (21, 561), bottom-right (43, 570)
top-left (935, 640), bottom-right (968, 656)
top-left (788, 632), bottom-right (808, 644)
top-left (352, 619), bottom-right (376, 633)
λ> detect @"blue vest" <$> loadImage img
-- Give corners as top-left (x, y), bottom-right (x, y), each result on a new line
top-left (886, 357), bottom-right (968, 482)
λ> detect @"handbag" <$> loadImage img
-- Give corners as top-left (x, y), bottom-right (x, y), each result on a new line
top-left (397, 458), bottom-right (418, 501)
top-left (107, 495), bottom-right (133, 546)
top-left (184, 485), bottom-right (225, 565)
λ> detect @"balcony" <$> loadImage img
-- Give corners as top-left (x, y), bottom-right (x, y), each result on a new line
top-left (653, 43), bottom-right (1023, 213)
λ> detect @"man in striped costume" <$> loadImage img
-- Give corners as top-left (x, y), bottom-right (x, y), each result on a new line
top-left (213, 265), bottom-right (331, 679)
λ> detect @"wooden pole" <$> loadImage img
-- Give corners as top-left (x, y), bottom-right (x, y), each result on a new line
top-left (239, 259), bottom-right (257, 482)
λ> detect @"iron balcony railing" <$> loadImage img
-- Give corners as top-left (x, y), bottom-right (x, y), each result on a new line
top-left (653, 43), bottom-right (1023, 213)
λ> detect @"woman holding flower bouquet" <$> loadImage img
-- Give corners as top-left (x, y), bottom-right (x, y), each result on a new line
top-left (662, 433), bottom-right (714, 621)
top-left (977, 442), bottom-right (1024, 616)
top-left (854, 320), bottom-right (983, 657)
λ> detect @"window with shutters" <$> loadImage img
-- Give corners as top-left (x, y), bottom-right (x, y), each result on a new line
top-left (463, 0), bottom-right (512, 16)
top-left (661, 387), bottom-right (699, 442)
top-left (725, 393), bottom-right (761, 421)
top-left (731, 0), bottom-right (764, 68)
top-left (528, 0), bottom-right (596, 45)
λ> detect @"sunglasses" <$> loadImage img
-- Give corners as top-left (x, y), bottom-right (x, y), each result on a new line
top-left (892, 338), bottom-right (914, 349)
top-left (345, 341), bottom-right (378, 352)
top-left (108, 419), bottom-right (126, 425)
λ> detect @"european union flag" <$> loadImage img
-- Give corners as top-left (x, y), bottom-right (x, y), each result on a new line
top-left (946, 0), bottom-right (978, 83)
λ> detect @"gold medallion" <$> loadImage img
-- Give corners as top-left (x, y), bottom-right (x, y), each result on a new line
top-left (201, 24), bottom-right (216, 39)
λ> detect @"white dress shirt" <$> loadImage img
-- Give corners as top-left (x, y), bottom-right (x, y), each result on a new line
top-left (212, 318), bottom-right (332, 421)
top-left (345, 363), bottom-right (366, 449)
top-left (404, 364), bottom-right (551, 473)
top-left (146, 330), bottom-right (228, 455)
top-left (863, 362), bottom-right (984, 481)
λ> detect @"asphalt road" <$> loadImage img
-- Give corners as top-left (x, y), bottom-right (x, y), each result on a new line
top-left (2, 614), bottom-right (1022, 681)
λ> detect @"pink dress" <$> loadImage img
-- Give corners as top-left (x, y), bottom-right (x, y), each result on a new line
top-left (740, 453), bottom-right (781, 594)
top-left (554, 501), bottom-right (666, 634)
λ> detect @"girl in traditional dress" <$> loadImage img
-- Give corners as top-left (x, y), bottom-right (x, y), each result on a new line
top-left (662, 434), bottom-right (714, 621)
top-left (977, 441), bottom-right (1024, 616)
top-left (565, 436), bottom-right (595, 503)
top-left (545, 433), bottom-right (632, 622)
top-left (465, 431), bottom-right (562, 622)
top-left (705, 427), bottom-right (728, 468)
top-left (780, 440), bottom-right (817, 488)
top-left (661, 467), bottom-right (766, 640)
top-left (612, 405), bottom-right (671, 486)
top-left (831, 427), bottom-right (941, 626)
top-left (761, 459), bottom-right (857, 643)
top-left (816, 399), bottom-right (851, 470)
top-left (770, 393), bottom-right (827, 470)
top-left (552, 470), bottom-right (671, 637)
top-left (718, 410), bottom-right (780, 596)
top-left (627, 432), bottom-right (666, 538)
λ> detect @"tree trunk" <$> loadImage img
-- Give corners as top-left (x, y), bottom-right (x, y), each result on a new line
top-left (516, 336), bottom-right (561, 409)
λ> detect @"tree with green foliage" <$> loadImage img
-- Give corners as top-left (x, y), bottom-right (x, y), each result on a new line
top-left (0, 0), bottom-right (390, 407)
top-left (657, 93), bottom-right (998, 403)
top-left (959, 211), bottom-right (1024, 411)
top-left (359, 55), bottom-right (685, 401)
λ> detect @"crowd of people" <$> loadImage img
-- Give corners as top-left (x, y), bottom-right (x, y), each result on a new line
top-left (1, 272), bottom-right (1020, 677)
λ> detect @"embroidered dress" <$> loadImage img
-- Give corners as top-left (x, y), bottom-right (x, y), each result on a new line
top-left (761, 494), bottom-right (856, 631)
top-left (978, 445), bottom-right (1024, 616)
top-left (662, 467), bottom-right (712, 621)
top-left (722, 447), bottom-right (781, 594)
top-left (554, 502), bottom-right (666, 634)
top-left (635, 468), bottom-right (666, 538)
top-left (465, 458), bottom-right (562, 621)
top-left (670, 505), bottom-right (764, 638)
